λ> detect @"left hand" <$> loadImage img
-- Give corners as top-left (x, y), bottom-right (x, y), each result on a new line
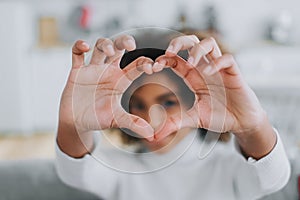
top-left (153, 36), bottom-right (266, 140)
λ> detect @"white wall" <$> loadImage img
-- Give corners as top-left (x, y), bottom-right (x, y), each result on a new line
top-left (0, 2), bottom-right (34, 133)
top-left (0, 1), bottom-right (71, 133)
top-left (27, 0), bottom-right (300, 47)
top-left (29, 48), bottom-right (71, 132)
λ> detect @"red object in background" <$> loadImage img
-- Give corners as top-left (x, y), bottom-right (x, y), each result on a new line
top-left (79, 5), bottom-right (91, 29)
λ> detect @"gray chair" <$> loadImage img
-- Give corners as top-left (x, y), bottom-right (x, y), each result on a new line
top-left (0, 159), bottom-right (101, 200)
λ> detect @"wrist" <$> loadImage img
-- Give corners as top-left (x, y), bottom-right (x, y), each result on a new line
top-left (57, 120), bottom-right (94, 158)
top-left (232, 109), bottom-right (269, 136)
top-left (233, 113), bottom-right (277, 159)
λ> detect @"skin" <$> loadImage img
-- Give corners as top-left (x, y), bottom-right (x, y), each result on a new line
top-left (127, 72), bottom-right (193, 153)
top-left (57, 36), bottom-right (155, 157)
top-left (57, 34), bottom-right (276, 160)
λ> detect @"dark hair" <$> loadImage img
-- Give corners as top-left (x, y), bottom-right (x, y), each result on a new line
top-left (120, 48), bottom-right (166, 69)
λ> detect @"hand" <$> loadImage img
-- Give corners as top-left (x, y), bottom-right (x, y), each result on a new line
top-left (154, 36), bottom-right (266, 140)
top-left (59, 35), bottom-right (154, 141)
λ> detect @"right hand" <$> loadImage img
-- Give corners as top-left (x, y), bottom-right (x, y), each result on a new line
top-left (59, 35), bottom-right (154, 141)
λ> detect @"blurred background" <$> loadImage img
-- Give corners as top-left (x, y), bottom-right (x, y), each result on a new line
top-left (0, 0), bottom-right (299, 199)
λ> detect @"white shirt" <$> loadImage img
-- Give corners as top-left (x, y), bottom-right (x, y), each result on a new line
top-left (55, 129), bottom-right (290, 200)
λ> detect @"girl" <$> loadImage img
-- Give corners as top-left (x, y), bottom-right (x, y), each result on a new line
top-left (56, 32), bottom-right (290, 200)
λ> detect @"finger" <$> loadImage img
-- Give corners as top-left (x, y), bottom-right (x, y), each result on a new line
top-left (201, 37), bottom-right (222, 59)
top-left (134, 57), bottom-right (154, 75)
top-left (188, 37), bottom-right (222, 66)
top-left (114, 35), bottom-right (136, 51)
top-left (187, 44), bottom-right (208, 66)
top-left (154, 118), bottom-right (178, 141)
top-left (156, 55), bottom-right (208, 95)
top-left (154, 110), bottom-right (198, 141)
top-left (105, 35), bottom-right (137, 66)
top-left (123, 56), bottom-right (154, 81)
top-left (141, 63), bottom-right (153, 75)
top-left (155, 55), bottom-right (195, 80)
top-left (202, 54), bottom-right (239, 76)
top-left (152, 60), bottom-right (166, 73)
top-left (90, 38), bottom-right (114, 65)
top-left (113, 57), bottom-right (154, 93)
top-left (72, 40), bottom-right (90, 68)
top-left (166, 35), bottom-right (200, 56)
top-left (115, 112), bottom-right (154, 141)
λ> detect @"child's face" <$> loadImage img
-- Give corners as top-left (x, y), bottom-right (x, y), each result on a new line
top-left (128, 71), bottom-right (192, 153)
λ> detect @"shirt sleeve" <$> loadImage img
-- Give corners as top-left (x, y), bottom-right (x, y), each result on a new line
top-left (55, 141), bottom-right (119, 199)
top-left (233, 129), bottom-right (291, 199)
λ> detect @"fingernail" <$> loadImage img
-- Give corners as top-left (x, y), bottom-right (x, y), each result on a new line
top-left (125, 39), bottom-right (136, 49)
top-left (82, 42), bottom-right (89, 49)
top-left (106, 44), bottom-right (114, 52)
top-left (153, 62), bottom-right (159, 68)
top-left (187, 57), bottom-right (194, 65)
top-left (166, 45), bottom-right (174, 53)
top-left (203, 65), bottom-right (214, 75)
top-left (146, 63), bottom-right (153, 70)
top-left (155, 61), bottom-right (163, 67)
top-left (152, 62), bottom-right (161, 72)
top-left (144, 64), bottom-right (153, 74)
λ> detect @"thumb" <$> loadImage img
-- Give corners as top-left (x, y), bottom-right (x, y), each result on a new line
top-left (122, 56), bottom-right (154, 81)
top-left (114, 57), bottom-right (154, 92)
top-left (154, 109), bottom-right (198, 141)
top-left (114, 111), bottom-right (154, 141)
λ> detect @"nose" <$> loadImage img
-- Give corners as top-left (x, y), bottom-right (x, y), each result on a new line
top-left (148, 104), bottom-right (167, 131)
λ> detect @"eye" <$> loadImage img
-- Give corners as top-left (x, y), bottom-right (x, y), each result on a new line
top-left (161, 100), bottom-right (178, 109)
top-left (130, 102), bottom-right (146, 111)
